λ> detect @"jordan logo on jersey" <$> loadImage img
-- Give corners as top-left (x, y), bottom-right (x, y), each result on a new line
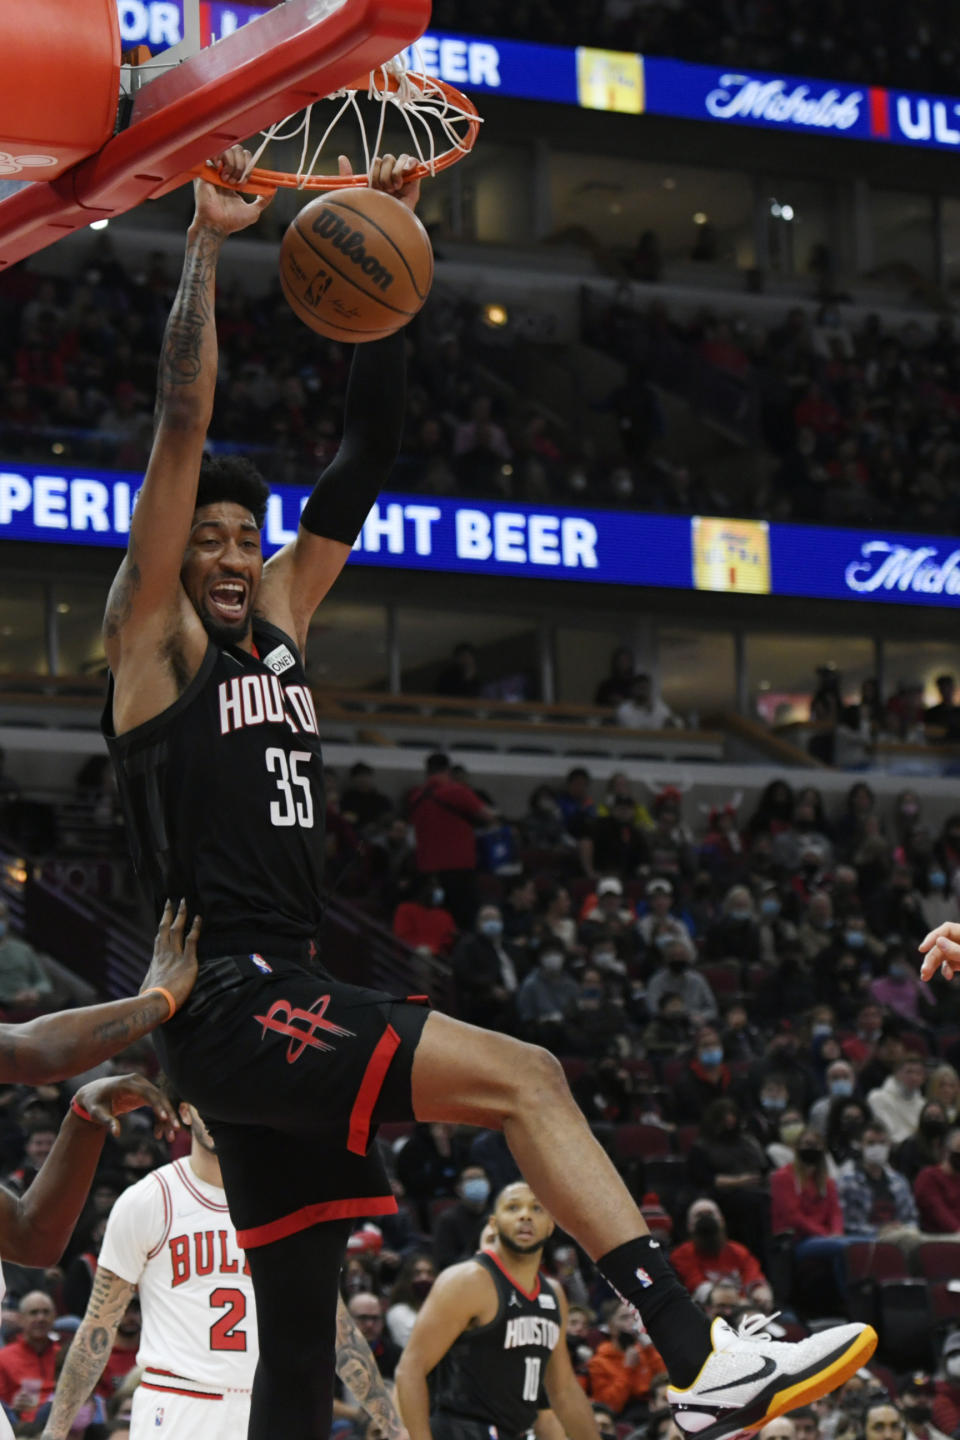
top-left (254, 995), bottom-right (355, 1063)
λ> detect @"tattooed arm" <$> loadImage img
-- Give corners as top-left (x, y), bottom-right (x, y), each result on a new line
top-left (336, 1297), bottom-right (409, 1440)
top-left (41, 1266), bottom-right (137, 1439)
top-left (0, 900), bottom-right (199, 1085)
top-left (102, 144), bottom-right (270, 677)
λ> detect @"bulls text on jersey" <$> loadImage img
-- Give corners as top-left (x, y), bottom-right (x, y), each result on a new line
top-left (170, 1229), bottom-right (251, 1286)
top-left (503, 1316), bottom-right (560, 1350)
top-left (218, 674), bottom-right (320, 737)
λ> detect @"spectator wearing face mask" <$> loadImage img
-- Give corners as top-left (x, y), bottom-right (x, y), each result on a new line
top-left (894, 1102), bottom-right (949, 1183)
top-left (686, 1099), bottom-right (770, 1250)
top-left (767, 1108), bottom-right (807, 1171)
top-left (825, 1097), bottom-right (870, 1169)
top-left (568, 968), bottom-right (625, 1059)
top-left (914, 1125), bottom-right (960, 1235)
top-left (868, 1056), bottom-right (928, 1144)
top-left (670, 1199), bottom-right (773, 1311)
top-left (572, 1057), bottom-right (636, 1126)
top-left (583, 1302), bottom-right (665, 1418)
top-left (433, 1165), bottom-right (493, 1270)
top-left (704, 887), bottom-right (763, 966)
top-left (721, 1002), bottom-right (763, 1064)
top-left (747, 1076), bottom-right (792, 1149)
top-left (515, 945), bottom-right (578, 1049)
top-left (643, 993), bottom-right (692, 1057)
top-left (386, 1253), bottom-right (437, 1348)
top-left (934, 1332), bottom-right (960, 1437)
top-left (451, 905), bottom-right (518, 1031)
top-left (755, 882), bottom-right (798, 965)
top-left (837, 1119), bottom-right (921, 1249)
top-left (809, 1061), bottom-right (859, 1137)
top-left (645, 939), bottom-right (718, 1028)
top-left (672, 1025), bottom-right (732, 1123)
top-left (770, 1128), bottom-right (846, 1297)
top-left (797, 893), bottom-right (836, 963)
top-left (870, 947), bottom-right (936, 1026)
top-left (392, 874), bottom-right (458, 957)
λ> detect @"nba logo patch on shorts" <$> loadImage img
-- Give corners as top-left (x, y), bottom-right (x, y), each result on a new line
top-left (154, 1406), bottom-right (165, 1426)
top-left (251, 954), bottom-right (273, 974)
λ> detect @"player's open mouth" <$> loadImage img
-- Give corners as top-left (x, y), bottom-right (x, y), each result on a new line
top-left (208, 581), bottom-right (247, 620)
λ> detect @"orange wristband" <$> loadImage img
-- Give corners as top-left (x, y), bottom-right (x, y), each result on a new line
top-left (142, 986), bottom-right (177, 1021)
top-left (70, 1096), bottom-right (96, 1126)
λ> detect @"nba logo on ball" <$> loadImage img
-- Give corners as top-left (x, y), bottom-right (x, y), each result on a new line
top-left (251, 954), bottom-right (273, 975)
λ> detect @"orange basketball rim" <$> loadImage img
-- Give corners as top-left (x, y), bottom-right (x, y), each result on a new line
top-left (191, 59), bottom-right (482, 198)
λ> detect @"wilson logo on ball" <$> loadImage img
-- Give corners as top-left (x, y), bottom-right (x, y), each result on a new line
top-left (310, 211), bottom-right (396, 291)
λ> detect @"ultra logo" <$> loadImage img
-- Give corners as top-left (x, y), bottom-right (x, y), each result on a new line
top-left (311, 212), bottom-right (395, 292)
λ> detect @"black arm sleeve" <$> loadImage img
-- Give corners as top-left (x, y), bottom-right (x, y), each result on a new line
top-left (299, 330), bottom-right (406, 545)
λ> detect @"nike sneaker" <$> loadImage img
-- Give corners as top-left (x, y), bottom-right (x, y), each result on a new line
top-left (669, 1313), bottom-right (878, 1440)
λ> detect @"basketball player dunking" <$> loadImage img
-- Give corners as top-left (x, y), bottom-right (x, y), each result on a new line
top-left (43, 1087), bottom-right (406, 1440)
top-left (396, 1182), bottom-right (597, 1440)
top-left (101, 144), bottom-right (876, 1440)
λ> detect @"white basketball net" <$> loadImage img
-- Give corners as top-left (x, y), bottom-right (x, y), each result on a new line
top-left (244, 46), bottom-right (481, 188)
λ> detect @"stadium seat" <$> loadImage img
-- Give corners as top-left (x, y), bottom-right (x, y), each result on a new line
top-left (560, 1057), bottom-right (588, 1085)
top-left (675, 1124), bottom-right (700, 1154)
top-left (661, 1057), bottom-right (687, 1088)
top-left (876, 1281), bottom-right (936, 1369)
top-left (844, 1241), bottom-right (909, 1284)
top-left (612, 1124), bottom-right (672, 1162)
top-left (428, 1197), bottom-right (456, 1228)
top-left (640, 1156), bottom-right (686, 1210)
top-left (914, 1241), bottom-right (960, 1282)
top-left (700, 961), bottom-right (741, 997)
top-left (929, 1281), bottom-right (960, 1327)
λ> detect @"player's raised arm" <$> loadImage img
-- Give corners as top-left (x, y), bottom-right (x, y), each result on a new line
top-left (1, 1073), bottom-right (176, 1271)
top-left (103, 147), bottom-right (270, 661)
top-left (40, 1265), bottom-right (137, 1440)
top-left (0, 900), bottom-right (199, 1084)
top-left (542, 1284), bottom-right (603, 1440)
top-left (335, 1296), bottom-right (408, 1440)
top-left (258, 155), bottom-right (418, 649)
top-left (394, 1262), bottom-right (492, 1440)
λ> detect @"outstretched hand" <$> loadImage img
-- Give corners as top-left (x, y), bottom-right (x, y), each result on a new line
top-left (74, 1073), bottom-right (180, 1142)
top-left (194, 144), bottom-right (272, 235)
top-left (920, 921), bottom-right (960, 981)
top-left (140, 898), bottom-right (201, 1014)
top-left (339, 152), bottom-right (421, 212)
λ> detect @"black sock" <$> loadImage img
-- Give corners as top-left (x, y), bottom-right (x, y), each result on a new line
top-left (597, 1236), bottom-right (713, 1388)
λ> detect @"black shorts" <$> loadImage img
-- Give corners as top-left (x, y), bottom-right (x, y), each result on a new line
top-left (432, 1414), bottom-right (526, 1440)
top-left (153, 950), bottom-right (431, 1248)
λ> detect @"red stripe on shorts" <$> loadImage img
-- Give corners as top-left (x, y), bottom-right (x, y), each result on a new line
top-left (236, 1193), bottom-right (398, 1249)
top-left (347, 1023), bottom-right (401, 1156)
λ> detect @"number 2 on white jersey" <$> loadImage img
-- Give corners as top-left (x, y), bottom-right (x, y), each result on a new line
top-left (266, 747), bottom-right (314, 828)
top-left (209, 1288), bottom-right (247, 1351)
top-left (522, 1355), bottom-right (541, 1403)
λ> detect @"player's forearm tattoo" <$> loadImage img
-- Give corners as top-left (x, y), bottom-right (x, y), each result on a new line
top-left (157, 227), bottom-right (221, 397)
top-left (43, 1272), bottom-right (135, 1437)
top-left (335, 1299), bottom-right (405, 1440)
top-left (90, 993), bottom-right (167, 1048)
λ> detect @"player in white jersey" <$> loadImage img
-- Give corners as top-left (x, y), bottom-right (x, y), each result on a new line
top-left (42, 1096), bottom-right (408, 1440)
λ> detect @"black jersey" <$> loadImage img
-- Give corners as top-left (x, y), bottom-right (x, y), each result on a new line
top-left (432, 1251), bottom-right (560, 1438)
top-left (102, 619), bottom-right (326, 960)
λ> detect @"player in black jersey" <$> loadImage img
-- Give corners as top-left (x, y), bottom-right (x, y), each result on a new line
top-left (396, 1182), bottom-right (599, 1440)
top-left (101, 144), bottom-right (877, 1440)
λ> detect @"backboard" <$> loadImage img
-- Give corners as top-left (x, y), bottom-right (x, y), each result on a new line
top-left (0, 0), bottom-right (431, 268)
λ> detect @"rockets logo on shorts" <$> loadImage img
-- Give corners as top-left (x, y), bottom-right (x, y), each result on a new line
top-left (254, 994), bottom-right (355, 1063)
top-left (250, 954), bottom-right (272, 974)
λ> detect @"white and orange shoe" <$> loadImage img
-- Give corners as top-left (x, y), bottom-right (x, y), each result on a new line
top-left (669, 1314), bottom-right (878, 1440)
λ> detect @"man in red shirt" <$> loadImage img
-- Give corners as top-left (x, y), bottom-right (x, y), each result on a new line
top-left (0, 1290), bottom-right (58, 1424)
top-left (408, 753), bottom-right (496, 927)
top-left (670, 1200), bottom-right (773, 1311)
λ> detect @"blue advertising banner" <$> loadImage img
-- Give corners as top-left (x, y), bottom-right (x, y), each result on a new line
top-left (3, 463), bottom-right (960, 608)
top-left (112, 3), bottom-right (960, 151)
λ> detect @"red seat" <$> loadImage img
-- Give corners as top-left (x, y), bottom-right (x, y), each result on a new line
top-left (612, 1123), bottom-right (672, 1162)
top-left (661, 1057), bottom-right (687, 1088)
top-left (900, 1031), bottom-right (930, 1058)
top-left (428, 1197), bottom-right (456, 1228)
top-left (622, 1058), bottom-right (655, 1082)
top-left (844, 1241), bottom-right (909, 1284)
top-left (930, 1281), bottom-right (960, 1325)
top-left (700, 961), bottom-right (741, 997)
top-left (675, 1124), bottom-right (699, 1154)
top-left (914, 1241), bottom-right (960, 1282)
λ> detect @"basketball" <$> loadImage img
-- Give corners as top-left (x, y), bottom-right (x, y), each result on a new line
top-left (279, 186), bottom-right (434, 342)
